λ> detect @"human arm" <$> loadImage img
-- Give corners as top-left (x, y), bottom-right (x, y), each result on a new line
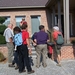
top-left (9, 37), bottom-right (13, 43)
top-left (25, 32), bottom-right (32, 54)
top-left (7, 30), bottom-right (13, 43)
top-left (26, 38), bottom-right (32, 54)
top-left (20, 21), bottom-right (23, 26)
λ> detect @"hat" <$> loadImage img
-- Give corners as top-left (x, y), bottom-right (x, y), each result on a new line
top-left (53, 26), bottom-right (59, 31)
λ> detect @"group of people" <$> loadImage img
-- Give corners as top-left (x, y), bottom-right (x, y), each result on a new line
top-left (3, 18), bottom-right (34, 74)
top-left (31, 25), bottom-right (63, 67)
top-left (3, 17), bottom-right (63, 74)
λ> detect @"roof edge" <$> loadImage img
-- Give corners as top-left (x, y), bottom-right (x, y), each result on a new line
top-left (0, 6), bottom-right (45, 9)
top-left (45, 0), bottom-right (52, 7)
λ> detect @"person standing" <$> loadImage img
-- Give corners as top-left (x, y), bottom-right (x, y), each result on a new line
top-left (20, 18), bottom-right (27, 27)
top-left (52, 26), bottom-right (63, 66)
top-left (21, 24), bottom-right (35, 74)
top-left (13, 26), bottom-right (25, 72)
top-left (3, 23), bottom-right (14, 67)
top-left (34, 25), bottom-right (49, 68)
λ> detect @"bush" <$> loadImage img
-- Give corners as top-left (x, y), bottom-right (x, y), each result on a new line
top-left (0, 17), bottom-right (6, 24)
top-left (0, 25), bottom-right (7, 35)
top-left (0, 34), bottom-right (6, 44)
top-left (0, 25), bottom-right (7, 44)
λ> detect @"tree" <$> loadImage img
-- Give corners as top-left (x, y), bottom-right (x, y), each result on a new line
top-left (0, 17), bottom-right (6, 24)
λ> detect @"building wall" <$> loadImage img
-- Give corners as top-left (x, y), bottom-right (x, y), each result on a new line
top-left (0, 9), bottom-right (48, 36)
top-left (0, 45), bottom-right (75, 61)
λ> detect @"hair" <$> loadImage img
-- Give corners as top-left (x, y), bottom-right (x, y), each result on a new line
top-left (39, 25), bottom-right (44, 30)
top-left (13, 26), bottom-right (21, 32)
top-left (8, 23), bottom-right (13, 27)
top-left (21, 24), bottom-right (28, 29)
top-left (22, 17), bottom-right (25, 20)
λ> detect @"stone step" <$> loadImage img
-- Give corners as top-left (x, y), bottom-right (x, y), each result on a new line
top-left (28, 45), bottom-right (36, 57)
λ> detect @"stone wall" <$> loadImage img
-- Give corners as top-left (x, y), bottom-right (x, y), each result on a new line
top-left (0, 45), bottom-right (75, 60)
top-left (61, 45), bottom-right (75, 60)
top-left (0, 45), bottom-right (8, 58)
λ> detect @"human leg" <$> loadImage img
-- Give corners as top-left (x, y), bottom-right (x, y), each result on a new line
top-left (23, 45), bottom-right (34, 74)
top-left (36, 45), bottom-right (42, 67)
top-left (7, 43), bottom-right (14, 66)
top-left (17, 45), bottom-right (25, 72)
top-left (42, 44), bottom-right (47, 67)
top-left (14, 51), bottom-right (19, 66)
top-left (13, 51), bottom-right (19, 69)
top-left (55, 45), bottom-right (61, 66)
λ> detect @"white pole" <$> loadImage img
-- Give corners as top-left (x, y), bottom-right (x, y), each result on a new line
top-left (63, 0), bottom-right (67, 43)
top-left (66, 0), bottom-right (70, 44)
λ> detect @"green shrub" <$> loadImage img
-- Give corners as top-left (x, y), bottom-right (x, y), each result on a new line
top-left (0, 17), bottom-right (6, 24)
top-left (0, 25), bottom-right (7, 35)
top-left (0, 34), bottom-right (6, 44)
top-left (0, 25), bottom-right (7, 44)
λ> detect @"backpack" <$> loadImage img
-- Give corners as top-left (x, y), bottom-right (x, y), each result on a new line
top-left (56, 34), bottom-right (64, 45)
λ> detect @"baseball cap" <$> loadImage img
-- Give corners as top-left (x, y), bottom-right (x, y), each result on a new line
top-left (53, 26), bottom-right (59, 31)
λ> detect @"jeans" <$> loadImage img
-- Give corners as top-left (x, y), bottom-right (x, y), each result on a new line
top-left (12, 51), bottom-right (19, 66)
top-left (17, 45), bottom-right (32, 72)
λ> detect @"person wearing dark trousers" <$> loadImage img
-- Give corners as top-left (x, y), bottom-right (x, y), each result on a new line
top-left (17, 45), bottom-right (32, 72)
top-left (12, 50), bottom-right (19, 69)
top-left (13, 27), bottom-right (26, 73)
top-left (21, 24), bottom-right (35, 74)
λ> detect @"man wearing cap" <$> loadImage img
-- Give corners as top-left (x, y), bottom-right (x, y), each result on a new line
top-left (52, 26), bottom-right (63, 66)
top-left (20, 18), bottom-right (27, 27)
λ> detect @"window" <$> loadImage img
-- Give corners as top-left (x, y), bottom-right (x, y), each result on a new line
top-left (15, 16), bottom-right (25, 27)
top-left (1, 16), bottom-right (10, 26)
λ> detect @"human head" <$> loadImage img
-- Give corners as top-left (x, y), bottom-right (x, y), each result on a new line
top-left (13, 26), bottom-right (21, 34)
top-left (8, 23), bottom-right (13, 29)
top-left (53, 26), bottom-right (59, 31)
top-left (22, 17), bottom-right (25, 21)
top-left (21, 24), bottom-right (28, 30)
top-left (39, 25), bottom-right (45, 31)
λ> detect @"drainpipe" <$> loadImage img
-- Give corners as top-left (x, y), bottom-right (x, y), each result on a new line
top-left (58, 0), bottom-right (62, 32)
top-left (52, 6), bottom-right (55, 27)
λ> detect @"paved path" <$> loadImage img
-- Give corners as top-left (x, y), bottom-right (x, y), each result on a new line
top-left (0, 58), bottom-right (75, 75)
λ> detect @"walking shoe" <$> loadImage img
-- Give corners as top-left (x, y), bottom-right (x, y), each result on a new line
top-left (28, 70), bottom-right (35, 74)
top-left (43, 64), bottom-right (47, 68)
top-left (42, 63), bottom-right (47, 68)
top-left (36, 65), bottom-right (40, 68)
top-left (19, 70), bottom-right (26, 73)
top-left (56, 63), bottom-right (61, 67)
top-left (8, 64), bottom-right (15, 67)
top-left (15, 66), bottom-right (19, 70)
